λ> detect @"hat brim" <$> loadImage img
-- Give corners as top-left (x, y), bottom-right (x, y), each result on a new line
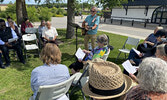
top-left (82, 74), bottom-right (132, 99)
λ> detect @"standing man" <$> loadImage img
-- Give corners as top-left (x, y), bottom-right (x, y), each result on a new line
top-left (82, 6), bottom-right (100, 50)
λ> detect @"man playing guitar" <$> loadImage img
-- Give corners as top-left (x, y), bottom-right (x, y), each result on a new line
top-left (82, 6), bottom-right (100, 50)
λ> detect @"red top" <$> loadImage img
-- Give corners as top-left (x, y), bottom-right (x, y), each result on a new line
top-left (21, 22), bottom-right (33, 34)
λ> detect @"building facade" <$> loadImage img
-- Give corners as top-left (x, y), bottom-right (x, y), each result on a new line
top-left (111, 0), bottom-right (167, 24)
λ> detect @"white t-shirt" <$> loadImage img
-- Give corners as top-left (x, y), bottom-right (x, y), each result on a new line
top-left (42, 27), bottom-right (58, 39)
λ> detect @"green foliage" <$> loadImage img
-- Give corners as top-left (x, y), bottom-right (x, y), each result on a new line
top-left (55, 14), bottom-right (64, 17)
top-left (0, 11), bottom-right (7, 19)
top-left (38, 7), bottom-right (52, 21)
top-left (0, 3), bottom-right (67, 22)
top-left (27, 6), bottom-right (39, 22)
top-left (96, 0), bottom-right (128, 10)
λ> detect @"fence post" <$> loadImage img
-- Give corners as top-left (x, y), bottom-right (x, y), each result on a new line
top-left (111, 18), bottom-right (113, 23)
top-left (132, 20), bottom-right (134, 26)
top-left (120, 19), bottom-right (122, 25)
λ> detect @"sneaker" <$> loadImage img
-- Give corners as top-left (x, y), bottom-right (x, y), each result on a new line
top-left (0, 65), bottom-right (6, 69)
top-left (4, 63), bottom-right (10, 67)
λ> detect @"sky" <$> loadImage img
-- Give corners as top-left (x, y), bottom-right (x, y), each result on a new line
top-left (1, 0), bottom-right (68, 4)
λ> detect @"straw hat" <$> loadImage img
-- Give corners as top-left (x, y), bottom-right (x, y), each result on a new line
top-left (82, 59), bottom-right (132, 99)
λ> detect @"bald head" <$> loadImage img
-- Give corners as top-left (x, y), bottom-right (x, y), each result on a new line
top-left (46, 21), bottom-right (51, 29)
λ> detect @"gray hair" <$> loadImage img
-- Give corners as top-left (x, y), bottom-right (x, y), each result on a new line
top-left (156, 44), bottom-right (167, 57)
top-left (91, 6), bottom-right (98, 11)
top-left (97, 34), bottom-right (108, 45)
top-left (137, 57), bottom-right (167, 92)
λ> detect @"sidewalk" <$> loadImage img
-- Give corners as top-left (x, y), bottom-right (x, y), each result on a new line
top-left (34, 16), bottom-right (160, 40)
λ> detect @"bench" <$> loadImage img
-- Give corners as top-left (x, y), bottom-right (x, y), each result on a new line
top-left (111, 16), bottom-right (150, 27)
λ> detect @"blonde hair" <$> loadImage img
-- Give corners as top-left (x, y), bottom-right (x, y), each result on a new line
top-left (40, 43), bottom-right (61, 65)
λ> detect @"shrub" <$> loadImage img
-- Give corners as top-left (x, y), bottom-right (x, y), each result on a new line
top-left (55, 14), bottom-right (64, 17)
top-left (39, 7), bottom-right (52, 21)
top-left (27, 6), bottom-right (39, 22)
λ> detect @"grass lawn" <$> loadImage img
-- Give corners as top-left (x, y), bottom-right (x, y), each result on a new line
top-left (0, 29), bottom-right (143, 100)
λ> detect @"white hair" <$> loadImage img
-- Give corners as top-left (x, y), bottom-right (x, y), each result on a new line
top-left (137, 57), bottom-right (167, 93)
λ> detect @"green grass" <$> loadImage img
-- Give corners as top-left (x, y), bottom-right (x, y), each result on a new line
top-left (0, 29), bottom-right (143, 100)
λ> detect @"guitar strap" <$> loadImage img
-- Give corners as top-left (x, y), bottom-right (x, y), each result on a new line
top-left (92, 15), bottom-right (98, 24)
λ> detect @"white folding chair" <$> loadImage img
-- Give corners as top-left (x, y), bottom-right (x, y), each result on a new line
top-left (70, 65), bottom-right (89, 100)
top-left (101, 48), bottom-right (110, 61)
top-left (116, 37), bottom-right (140, 60)
top-left (25, 28), bottom-right (37, 34)
top-left (29, 74), bottom-right (77, 100)
top-left (22, 34), bottom-right (39, 59)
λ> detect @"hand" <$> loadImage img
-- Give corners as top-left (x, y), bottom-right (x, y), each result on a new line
top-left (139, 53), bottom-right (143, 57)
top-left (129, 73), bottom-right (139, 83)
top-left (78, 58), bottom-right (82, 62)
top-left (83, 49), bottom-right (89, 54)
top-left (5, 42), bottom-right (12, 47)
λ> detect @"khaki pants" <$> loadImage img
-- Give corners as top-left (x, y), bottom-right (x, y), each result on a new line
top-left (84, 34), bottom-right (96, 50)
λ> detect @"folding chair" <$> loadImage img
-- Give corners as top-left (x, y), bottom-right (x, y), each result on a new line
top-left (22, 34), bottom-right (39, 59)
top-left (70, 65), bottom-right (89, 100)
top-left (29, 74), bottom-right (77, 100)
top-left (25, 28), bottom-right (37, 34)
top-left (101, 48), bottom-right (110, 61)
top-left (116, 37), bottom-right (140, 60)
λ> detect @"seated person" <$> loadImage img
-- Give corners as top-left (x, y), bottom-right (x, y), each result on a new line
top-left (38, 20), bottom-right (46, 37)
top-left (82, 58), bottom-right (132, 100)
top-left (69, 34), bottom-right (109, 74)
top-left (42, 21), bottom-right (58, 46)
top-left (137, 26), bottom-right (163, 53)
top-left (21, 18), bottom-right (33, 35)
top-left (5, 16), bottom-right (17, 27)
top-left (31, 43), bottom-right (70, 100)
top-left (38, 20), bottom-right (46, 48)
top-left (125, 57), bottom-right (167, 100)
top-left (128, 29), bottom-right (166, 66)
top-left (9, 21), bottom-right (22, 45)
top-left (0, 19), bottom-right (25, 67)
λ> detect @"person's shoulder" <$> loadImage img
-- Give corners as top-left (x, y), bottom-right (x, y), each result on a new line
top-left (86, 15), bottom-right (92, 18)
top-left (32, 65), bottom-right (46, 73)
top-left (57, 64), bottom-right (68, 68)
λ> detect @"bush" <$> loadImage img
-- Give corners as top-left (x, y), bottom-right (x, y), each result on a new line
top-left (0, 11), bottom-right (7, 19)
top-left (27, 6), bottom-right (39, 22)
top-left (39, 7), bottom-right (52, 21)
top-left (55, 14), bottom-right (64, 17)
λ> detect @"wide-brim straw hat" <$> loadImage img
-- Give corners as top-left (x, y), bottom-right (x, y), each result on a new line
top-left (82, 58), bottom-right (132, 99)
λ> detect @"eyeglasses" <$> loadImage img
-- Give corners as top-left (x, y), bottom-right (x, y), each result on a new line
top-left (90, 10), bottom-right (96, 12)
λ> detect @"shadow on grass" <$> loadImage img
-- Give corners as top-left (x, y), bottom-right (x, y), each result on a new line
top-left (10, 54), bottom-right (40, 71)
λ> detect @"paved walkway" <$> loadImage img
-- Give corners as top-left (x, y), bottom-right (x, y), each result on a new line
top-left (34, 16), bottom-right (162, 40)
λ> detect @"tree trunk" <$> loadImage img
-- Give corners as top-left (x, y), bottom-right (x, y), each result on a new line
top-left (16, 0), bottom-right (28, 26)
top-left (22, 0), bottom-right (28, 19)
top-left (66, 0), bottom-right (75, 39)
top-left (16, 0), bottom-right (23, 26)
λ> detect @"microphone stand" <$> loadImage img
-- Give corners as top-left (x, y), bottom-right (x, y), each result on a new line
top-left (69, 23), bottom-right (84, 52)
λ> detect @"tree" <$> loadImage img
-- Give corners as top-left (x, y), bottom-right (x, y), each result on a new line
top-left (96, 0), bottom-right (128, 10)
top-left (0, 0), bottom-right (28, 26)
